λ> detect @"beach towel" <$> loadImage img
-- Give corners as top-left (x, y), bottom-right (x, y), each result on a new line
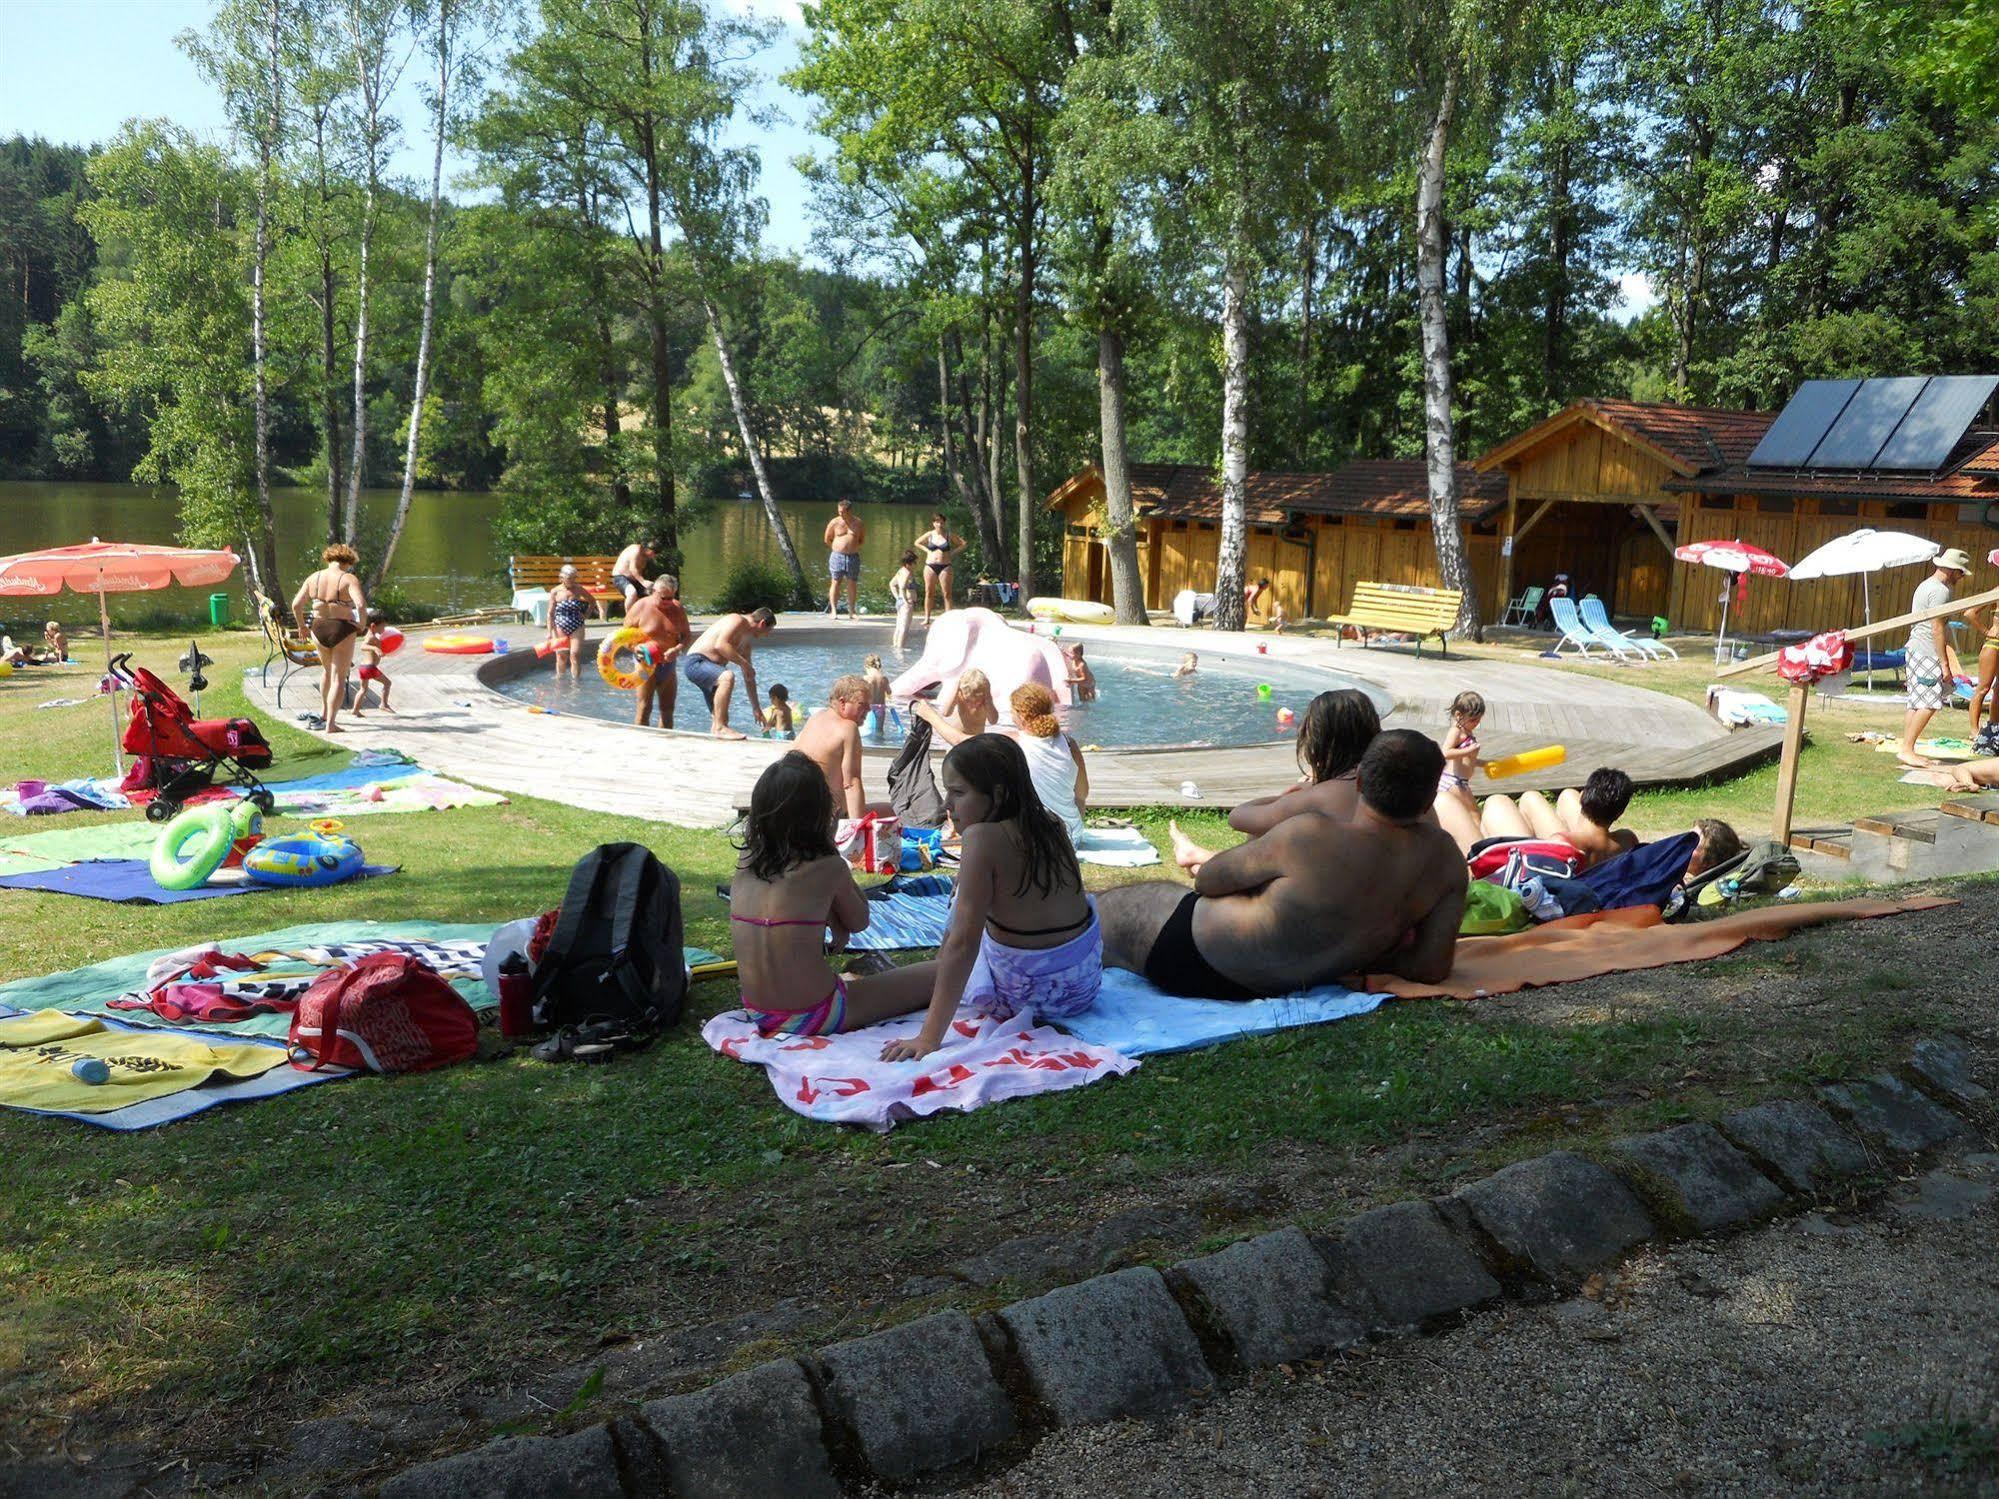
top-left (0, 857), bottom-right (398, 904)
top-left (0, 1011), bottom-right (287, 1115)
top-left (0, 821), bottom-right (160, 877)
top-left (257, 771), bottom-right (505, 817)
top-left (1058, 968), bottom-right (1387, 1057)
top-left (1370, 895), bottom-right (1954, 1000)
top-left (1074, 824), bottom-right (1163, 868)
top-left (1573, 832), bottom-right (1699, 912)
top-left (842, 874), bottom-right (956, 951)
top-left (702, 1008), bottom-right (1138, 1130)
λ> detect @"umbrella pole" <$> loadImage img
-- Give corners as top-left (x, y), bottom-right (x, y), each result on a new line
top-left (1717, 585), bottom-right (1732, 664)
top-left (100, 581), bottom-right (121, 776)
top-left (1862, 572), bottom-right (1872, 693)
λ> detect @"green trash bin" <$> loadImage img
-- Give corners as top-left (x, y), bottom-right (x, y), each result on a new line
top-left (208, 592), bottom-right (231, 627)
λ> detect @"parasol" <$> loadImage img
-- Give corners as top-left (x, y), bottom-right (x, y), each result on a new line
top-left (1673, 539), bottom-right (1789, 662)
top-left (0, 540), bottom-right (240, 770)
top-left (1787, 529), bottom-right (1939, 690)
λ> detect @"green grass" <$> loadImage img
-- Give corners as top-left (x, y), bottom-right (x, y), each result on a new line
top-left (0, 626), bottom-right (1964, 1456)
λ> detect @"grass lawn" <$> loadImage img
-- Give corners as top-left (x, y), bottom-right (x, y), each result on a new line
top-left (0, 624), bottom-right (1981, 1475)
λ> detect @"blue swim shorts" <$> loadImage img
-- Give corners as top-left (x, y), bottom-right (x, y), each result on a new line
top-left (829, 551), bottom-right (860, 581)
top-left (682, 650), bottom-right (727, 709)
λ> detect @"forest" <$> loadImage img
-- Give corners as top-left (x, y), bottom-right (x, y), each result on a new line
top-left (0, 0), bottom-right (1993, 619)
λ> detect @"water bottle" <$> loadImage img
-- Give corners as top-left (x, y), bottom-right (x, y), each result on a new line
top-left (497, 952), bottom-right (534, 1040)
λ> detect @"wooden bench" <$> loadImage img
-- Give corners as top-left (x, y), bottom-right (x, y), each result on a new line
top-left (508, 555), bottom-right (626, 619)
top-left (1327, 581), bottom-right (1463, 657)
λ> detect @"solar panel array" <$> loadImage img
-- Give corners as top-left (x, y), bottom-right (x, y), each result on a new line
top-left (1746, 375), bottom-right (1999, 473)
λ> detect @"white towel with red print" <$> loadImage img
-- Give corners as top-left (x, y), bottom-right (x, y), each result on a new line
top-left (702, 1008), bottom-right (1138, 1130)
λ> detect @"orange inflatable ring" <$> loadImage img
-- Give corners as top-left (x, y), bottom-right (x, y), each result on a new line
top-left (597, 626), bottom-right (655, 691)
top-left (424, 633), bottom-right (495, 655)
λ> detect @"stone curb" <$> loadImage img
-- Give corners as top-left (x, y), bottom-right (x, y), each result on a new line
top-left (372, 1036), bottom-right (1988, 1497)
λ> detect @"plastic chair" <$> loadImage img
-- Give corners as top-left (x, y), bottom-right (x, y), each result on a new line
top-left (1580, 595), bottom-right (1677, 660)
top-left (1501, 584), bottom-right (1545, 627)
top-left (1548, 595), bottom-right (1632, 660)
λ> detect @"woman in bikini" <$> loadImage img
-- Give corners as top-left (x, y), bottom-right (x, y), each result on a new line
top-left (1964, 598), bottom-right (1999, 755)
top-left (290, 542), bottom-right (367, 733)
top-left (917, 513), bottom-right (962, 625)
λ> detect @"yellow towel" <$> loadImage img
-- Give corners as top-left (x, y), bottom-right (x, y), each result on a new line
top-left (0, 1013), bottom-right (287, 1115)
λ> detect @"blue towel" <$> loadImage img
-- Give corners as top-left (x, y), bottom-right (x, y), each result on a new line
top-left (0, 858), bottom-right (398, 904)
top-left (1573, 832), bottom-right (1698, 912)
top-left (843, 874), bottom-right (955, 951)
top-left (1059, 968), bottom-right (1388, 1057)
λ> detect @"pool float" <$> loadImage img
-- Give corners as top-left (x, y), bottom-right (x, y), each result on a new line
top-left (1483, 744), bottom-right (1567, 780)
top-left (1027, 597), bottom-right (1114, 626)
top-left (597, 626), bottom-right (656, 691)
top-left (890, 607), bottom-right (1071, 716)
top-left (424, 633), bottom-right (495, 655)
top-left (377, 626), bottom-right (405, 655)
top-left (243, 832), bottom-right (365, 888)
top-left (150, 803), bottom-right (238, 891)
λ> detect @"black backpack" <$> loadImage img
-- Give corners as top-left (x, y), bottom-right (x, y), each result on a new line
top-left (532, 843), bottom-right (685, 1035)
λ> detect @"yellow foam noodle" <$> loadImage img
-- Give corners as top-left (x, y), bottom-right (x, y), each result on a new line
top-left (0, 1015), bottom-right (286, 1115)
top-left (1483, 744), bottom-right (1567, 779)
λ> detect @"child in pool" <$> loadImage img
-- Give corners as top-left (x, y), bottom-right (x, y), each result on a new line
top-left (862, 653), bottom-right (892, 734)
top-left (1174, 651), bottom-right (1198, 678)
top-left (889, 549), bottom-right (919, 654)
top-left (869, 734), bottom-right (1101, 1062)
top-left (761, 683), bottom-right (795, 739)
top-left (1063, 643), bottom-right (1098, 702)
top-left (352, 612), bottom-right (395, 715)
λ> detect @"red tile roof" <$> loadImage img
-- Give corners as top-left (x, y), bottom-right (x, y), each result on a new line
top-left (1081, 461), bottom-right (1507, 525)
top-left (1583, 398), bottom-right (1775, 471)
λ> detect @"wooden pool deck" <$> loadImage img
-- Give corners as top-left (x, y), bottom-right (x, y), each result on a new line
top-left (242, 616), bottom-right (1786, 828)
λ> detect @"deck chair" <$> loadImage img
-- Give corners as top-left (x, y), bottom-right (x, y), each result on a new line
top-left (1581, 595), bottom-right (1677, 661)
top-left (255, 590), bottom-right (323, 708)
top-left (1501, 584), bottom-right (1545, 628)
top-left (1548, 595), bottom-right (1632, 661)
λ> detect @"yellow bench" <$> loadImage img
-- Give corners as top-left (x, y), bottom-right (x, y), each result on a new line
top-left (509, 554), bottom-right (626, 618)
top-left (1327, 581), bottom-right (1464, 657)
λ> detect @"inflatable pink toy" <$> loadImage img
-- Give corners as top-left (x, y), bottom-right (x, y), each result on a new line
top-left (891, 607), bottom-right (1071, 720)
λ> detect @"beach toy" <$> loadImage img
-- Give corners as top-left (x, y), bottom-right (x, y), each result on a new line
top-left (243, 832), bottom-right (364, 888)
top-left (150, 803), bottom-right (236, 891)
top-left (492, 637), bottom-right (511, 655)
top-left (527, 704), bottom-right (560, 715)
top-left (71, 1058), bottom-right (110, 1085)
top-left (377, 626), bottom-right (404, 655)
top-left (1027, 597), bottom-right (1115, 625)
top-left (1256, 643), bottom-right (1269, 654)
top-left (1276, 707), bottom-right (1296, 726)
top-left (424, 633), bottom-right (495, 655)
top-left (597, 627), bottom-right (655, 691)
top-left (1255, 683), bottom-right (1273, 700)
top-left (310, 818), bottom-right (346, 836)
top-left (229, 799), bottom-right (264, 838)
top-left (0, 661), bottom-right (11, 678)
top-left (1180, 780), bottom-right (1201, 798)
top-left (1483, 744), bottom-right (1567, 780)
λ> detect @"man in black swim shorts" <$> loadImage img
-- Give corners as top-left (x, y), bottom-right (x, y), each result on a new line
top-left (1097, 730), bottom-right (1467, 996)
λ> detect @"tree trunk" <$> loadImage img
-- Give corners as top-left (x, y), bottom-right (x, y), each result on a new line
top-left (1097, 324), bottom-right (1146, 625)
top-left (311, 103), bottom-right (343, 540)
top-left (639, 114), bottom-right (679, 568)
top-left (702, 290), bottom-right (809, 605)
top-left (247, 0), bottom-right (284, 600)
top-left (1213, 251), bottom-right (1250, 634)
top-left (372, 2), bottom-right (450, 594)
top-left (1416, 62), bottom-right (1478, 636)
top-left (1012, 159), bottom-right (1037, 595)
top-left (944, 330), bottom-right (1004, 566)
top-left (342, 8), bottom-right (383, 544)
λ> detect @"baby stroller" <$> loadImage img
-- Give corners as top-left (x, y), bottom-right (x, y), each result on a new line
top-left (116, 655), bottom-right (277, 821)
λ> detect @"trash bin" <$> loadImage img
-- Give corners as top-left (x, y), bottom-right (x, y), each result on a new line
top-left (208, 592), bottom-right (231, 627)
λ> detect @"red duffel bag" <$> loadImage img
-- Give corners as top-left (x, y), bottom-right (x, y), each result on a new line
top-left (288, 952), bottom-right (479, 1074)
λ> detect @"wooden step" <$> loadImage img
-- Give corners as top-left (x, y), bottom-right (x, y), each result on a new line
top-left (1939, 795), bottom-right (1999, 826)
top-left (1852, 811), bottom-right (1939, 844)
top-left (1789, 826), bottom-right (1852, 860)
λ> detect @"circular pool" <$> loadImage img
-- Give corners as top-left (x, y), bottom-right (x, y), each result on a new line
top-left (488, 626), bottom-right (1388, 749)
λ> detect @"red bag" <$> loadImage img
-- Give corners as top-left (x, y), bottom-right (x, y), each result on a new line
top-left (288, 952), bottom-right (479, 1074)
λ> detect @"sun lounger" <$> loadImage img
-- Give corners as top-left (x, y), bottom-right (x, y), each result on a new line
top-left (1548, 595), bottom-right (1632, 661)
top-left (1581, 595), bottom-right (1677, 660)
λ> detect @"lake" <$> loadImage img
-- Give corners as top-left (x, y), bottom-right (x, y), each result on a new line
top-left (0, 482), bottom-right (932, 625)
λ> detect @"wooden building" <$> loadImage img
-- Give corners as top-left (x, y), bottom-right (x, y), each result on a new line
top-left (1051, 396), bottom-right (1999, 635)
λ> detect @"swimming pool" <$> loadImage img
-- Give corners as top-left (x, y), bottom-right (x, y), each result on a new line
top-left (487, 627), bottom-right (1389, 749)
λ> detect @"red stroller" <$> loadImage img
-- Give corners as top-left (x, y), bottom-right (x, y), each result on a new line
top-left (117, 657), bottom-right (277, 821)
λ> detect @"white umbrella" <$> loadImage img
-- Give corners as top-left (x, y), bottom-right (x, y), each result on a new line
top-left (1787, 529), bottom-right (1939, 690)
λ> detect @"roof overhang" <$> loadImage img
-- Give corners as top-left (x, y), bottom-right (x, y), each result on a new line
top-left (1475, 401), bottom-right (1701, 479)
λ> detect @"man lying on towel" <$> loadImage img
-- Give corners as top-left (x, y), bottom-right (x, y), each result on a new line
top-left (1098, 729), bottom-right (1466, 997)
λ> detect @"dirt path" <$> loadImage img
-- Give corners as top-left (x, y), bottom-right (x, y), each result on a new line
top-left (957, 1153), bottom-right (1999, 1498)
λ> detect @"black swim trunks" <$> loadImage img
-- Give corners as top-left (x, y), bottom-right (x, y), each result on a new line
top-left (1142, 891), bottom-right (1259, 1001)
top-left (309, 615), bottom-right (359, 650)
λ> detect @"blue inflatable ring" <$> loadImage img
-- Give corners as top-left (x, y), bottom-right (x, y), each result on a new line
top-left (243, 833), bottom-right (364, 888)
top-left (150, 804), bottom-right (236, 891)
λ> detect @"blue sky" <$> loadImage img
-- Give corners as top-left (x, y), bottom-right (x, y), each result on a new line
top-left (0, 0), bottom-right (825, 256)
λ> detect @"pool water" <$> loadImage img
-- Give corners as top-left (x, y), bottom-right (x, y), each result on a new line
top-left (491, 632), bottom-right (1388, 749)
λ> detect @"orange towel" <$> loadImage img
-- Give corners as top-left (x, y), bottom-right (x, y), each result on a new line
top-left (1369, 896), bottom-right (1956, 1000)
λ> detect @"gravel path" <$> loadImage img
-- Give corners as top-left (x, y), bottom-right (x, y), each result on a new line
top-left (958, 1154), bottom-right (1999, 1498)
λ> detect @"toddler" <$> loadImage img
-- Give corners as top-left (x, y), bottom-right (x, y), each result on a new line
top-left (1173, 651), bottom-right (1198, 678)
top-left (762, 683), bottom-right (795, 739)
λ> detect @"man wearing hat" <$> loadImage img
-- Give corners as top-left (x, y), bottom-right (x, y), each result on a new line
top-left (1897, 547), bottom-right (1971, 767)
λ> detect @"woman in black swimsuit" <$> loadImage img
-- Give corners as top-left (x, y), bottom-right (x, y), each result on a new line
top-left (290, 542), bottom-right (368, 733)
top-left (917, 513), bottom-right (961, 625)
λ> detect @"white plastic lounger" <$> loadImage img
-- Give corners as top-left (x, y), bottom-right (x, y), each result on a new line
top-left (1581, 595), bottom-right (1678, 660)
top-left (1548, 595), bottom-right (1632, 661)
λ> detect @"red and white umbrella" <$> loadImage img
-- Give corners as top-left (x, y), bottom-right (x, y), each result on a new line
top-left (0, 540), bottom-right (239, 769)
top-left (1673, 539), bottom-right (1789, 658)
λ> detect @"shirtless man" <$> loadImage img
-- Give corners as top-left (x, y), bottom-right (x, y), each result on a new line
top-left (911, 668), bottom-right (998, 746)
top-left (793, 674), bottom-right (876, 821)
top-left (1098, 730), bottom-right (1466, 994)
top-left (623, 575), bottom-right (687, 728)
top-left (1477, 767), bottom-right (1637, 869)
top-left (824, 499), bottom-right (865, 620)
top-left (681, 608), bottom-right (774, 739)
top-left (610, 539), bottom-right (657, 614)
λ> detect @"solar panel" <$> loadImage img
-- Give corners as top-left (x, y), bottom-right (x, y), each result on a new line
top-left (1747, 379), bottom-right (1859, 468)
top-left (1807, 376), bottom-right (1928, 468)
top-left (1873, 374), bottom-right (1999, 471)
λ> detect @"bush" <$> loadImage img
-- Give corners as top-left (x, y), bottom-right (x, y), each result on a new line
top-left (706, 558), bottom-right (805, 614)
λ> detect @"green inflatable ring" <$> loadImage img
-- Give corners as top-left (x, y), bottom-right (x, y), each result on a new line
top-left (150, 803), bottom-right (236, 891)
top-left (229, 798), bottom-right (265, 840)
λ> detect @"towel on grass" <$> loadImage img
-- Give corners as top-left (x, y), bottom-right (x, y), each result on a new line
top-left (0, 821), bottom-right (162, 876)
top-left (0, 1011), bottom-right (288, 1115)
top-left (1074, 824), bottom-right (1162, 867)
top-left (842, 874), bottom-right (955, 951)
top-left (258, 771), bottom-right (505, 816)
top-left (1058, 968), bottom-right (1387, 1056)
top-left (1369, 895), bottom-right (1955, 1000)
top-left (0, 858), bottom-right (398, 904)
top-left (703, 1008), bottom-right (1137, 1130)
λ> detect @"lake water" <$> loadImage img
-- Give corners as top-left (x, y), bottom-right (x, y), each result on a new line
top-left (0, 482), bottom-right (930, 624)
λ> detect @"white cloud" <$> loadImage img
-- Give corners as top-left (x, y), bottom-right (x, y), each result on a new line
top-left (1613, 272), bottom-right (1658, 324)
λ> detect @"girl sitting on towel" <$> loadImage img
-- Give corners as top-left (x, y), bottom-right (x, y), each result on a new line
top-left (871, 734), bottom-right (1101, 1062)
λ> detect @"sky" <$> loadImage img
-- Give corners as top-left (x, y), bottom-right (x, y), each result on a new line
top-left (0, 0), bottom-right (826, 256)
